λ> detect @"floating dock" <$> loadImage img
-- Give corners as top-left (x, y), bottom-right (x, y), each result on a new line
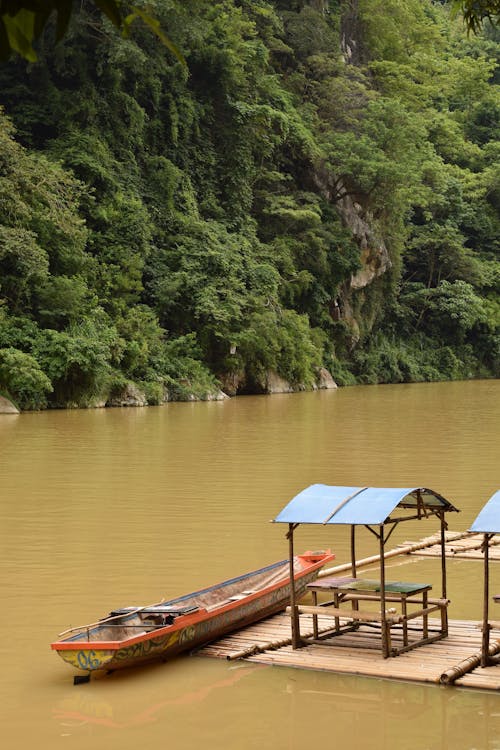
top-left (197, 613), bottom-right (500, 691)
top-left (197, 530), bottom-right (500, 691)
top-left (406, 531), bottom-right (500, 561)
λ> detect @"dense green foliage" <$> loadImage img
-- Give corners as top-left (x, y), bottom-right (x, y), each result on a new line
top-left (0, 0), bottom-right (498, 408)
top-left (1, 1), bottom-right (498, 64)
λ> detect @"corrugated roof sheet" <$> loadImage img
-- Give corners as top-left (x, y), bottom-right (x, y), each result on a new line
top-left (273, 484), bottom-right (458, 526)
top-left (469, 490), bottom-right (500, 533)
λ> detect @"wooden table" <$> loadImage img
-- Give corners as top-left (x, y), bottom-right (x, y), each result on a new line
top-left (294, 576), bottom-right (449, 657)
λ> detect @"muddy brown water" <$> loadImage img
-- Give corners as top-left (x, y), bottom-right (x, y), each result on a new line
top-left (1, 380), bottom-right (499, 749)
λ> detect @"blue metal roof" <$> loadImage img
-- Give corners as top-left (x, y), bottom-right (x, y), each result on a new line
top-left (469, 491), bottom-right (500, 533)
top-left (273, 484), bottom-right (457, 526)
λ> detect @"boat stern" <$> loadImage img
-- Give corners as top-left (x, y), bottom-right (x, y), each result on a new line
top-left (52, 644), bottom-right (116, 672)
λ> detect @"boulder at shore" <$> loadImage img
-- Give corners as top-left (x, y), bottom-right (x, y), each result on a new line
top-left (0, 395), bottom-right (20, 414)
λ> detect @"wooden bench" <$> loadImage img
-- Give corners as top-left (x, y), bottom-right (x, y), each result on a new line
top-left (292, 601), bottom-right (447, 621)
top-left (287, 605), bottom-right (403, 625)
top-left (292, 577), bottom-right (449, 657)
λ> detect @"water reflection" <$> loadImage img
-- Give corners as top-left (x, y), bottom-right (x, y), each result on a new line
top-left (51, 663), bottom-right (500, 750)
top-left (53, 662), bottom-right (261, 731)
top-left (283, 672), bottom-right (500, 750)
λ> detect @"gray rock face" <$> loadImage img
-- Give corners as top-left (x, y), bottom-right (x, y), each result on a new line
top-left (317, 368), bottom-right (338, 389)
top-left (218, 370), bottom-right (246, 397)
top-left (264, 369), bottom-right (337, 394)
top-left (107, 383), bottom-right (148, 407)
top-left (0, 395), bottom-right (19, 414)
top-left (311, 165), bottom-right (391, 290)
top-left (218, 368), bottom-right (338, 396)
top-left (265, 372), bottom-right (295, 394)
top-left (337, 196), bottom-right (391, 290)
top-left (204, 389), bottom-right (230, 401)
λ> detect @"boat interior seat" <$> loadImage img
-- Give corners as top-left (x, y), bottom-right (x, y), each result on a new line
top-left (109, 604), bottom-right (199, 620)
top-left (142, 604), bottom-right (199, 616)
top-left (109, 607), bottom-right (140, 617)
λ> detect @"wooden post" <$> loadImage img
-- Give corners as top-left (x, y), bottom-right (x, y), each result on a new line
top-left (351, 524), bottom-right (359, 613)
top-left (288, 523), bottom-right (301, 649)
top-left (379, 524), bottom-right (388, 658)
top-left (440, 510), bottom-right (447, 598)
top-left (482, 532), bottom-right (491, 668)
top-left (351, 525), bottom-right (356, 578)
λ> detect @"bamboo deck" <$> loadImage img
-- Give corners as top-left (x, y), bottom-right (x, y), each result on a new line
top-left (197, 613), bottom-right (500, 691)
top-left (405, 531), bottom-right (500, 561)
top-left (196, 531), bottom-right (500, 690)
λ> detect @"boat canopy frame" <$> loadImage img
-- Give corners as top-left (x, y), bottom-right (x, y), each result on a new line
top-left (273, 485), bottom-right (459, 652)
top-left (469, 490), bottom-right (500, 667)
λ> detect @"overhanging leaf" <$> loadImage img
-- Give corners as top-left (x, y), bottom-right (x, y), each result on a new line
top-left (2, 9), bottom-right (37, 61)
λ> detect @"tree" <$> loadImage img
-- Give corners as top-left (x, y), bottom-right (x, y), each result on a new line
top-left (0, 347), bottom-right (52, 409)
top-left (452, 1), bottom-right (500, 33)
top-left (1, 2), bottom-right (499, 65)
top-left (0, 0), bottom-right (498, 407)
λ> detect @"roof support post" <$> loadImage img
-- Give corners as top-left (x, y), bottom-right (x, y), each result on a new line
top-left (350, 525), bottom-right (356, 578)
top-left (379, 524), bottom-right (388, 658)
top-left (350, 524), bottom-right (359, 612)
top-left (287, 523), bottom-right (301, 649)
top-left (481, 532), bottom-right (492, 668)
top-left (440, 510), bottom-right (447, 599)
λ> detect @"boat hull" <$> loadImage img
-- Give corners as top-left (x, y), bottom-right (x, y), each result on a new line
top-left (52, 552), bottom-right (334, 673)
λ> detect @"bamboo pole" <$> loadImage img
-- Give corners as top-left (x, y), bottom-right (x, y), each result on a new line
top-left (351, 525), bottom-right (356, 577)
top-left (448, 539), bottom-right (494, 552)
top-left (288, 523), bottom-right (300, 649)
top-left (318, 531), bottom-right (471, 579)
top-left (482, 533), bottom-right (491, 667)
top-left (379, 524), bottom-right (388, 658)
top-left (440, 638), bottom-right (500, 684)
top-left (440, 511), bottom-right (447, 598)
top-left (350, 524), bottom-right (360, 613)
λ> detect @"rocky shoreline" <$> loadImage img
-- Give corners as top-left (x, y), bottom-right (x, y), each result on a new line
top-left (0, 368), bottom-right (337, 413)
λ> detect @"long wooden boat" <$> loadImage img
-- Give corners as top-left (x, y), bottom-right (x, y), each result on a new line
top-left (51, 550), bottom-right (334, 676)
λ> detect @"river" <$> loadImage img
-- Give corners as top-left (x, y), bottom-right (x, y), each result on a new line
top-left (1, 380), bottom-right (499, 749)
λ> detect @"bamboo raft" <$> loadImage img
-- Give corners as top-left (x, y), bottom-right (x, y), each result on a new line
top-left (196, 531), bottom-right (500, 691)
top-left (197, 613), bottom-right (500, 690)
top-left (404, 532), bottom-right (500, 561)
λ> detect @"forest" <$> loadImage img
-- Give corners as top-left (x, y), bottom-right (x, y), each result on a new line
top-left (0, 0), bottom-right (498, 409)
